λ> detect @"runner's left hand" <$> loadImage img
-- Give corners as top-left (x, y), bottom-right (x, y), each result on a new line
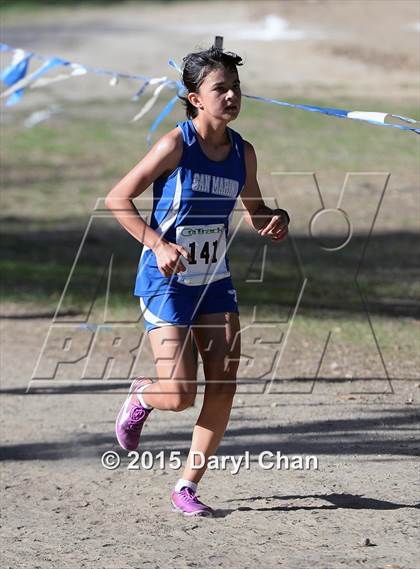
top-left (258, 208), bottom-right (290, 242)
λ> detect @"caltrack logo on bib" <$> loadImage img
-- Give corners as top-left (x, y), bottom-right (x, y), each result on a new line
top-left (176, 223), bottom-right (230, 286)
top-left (181, 226), bottom-right (224, 237)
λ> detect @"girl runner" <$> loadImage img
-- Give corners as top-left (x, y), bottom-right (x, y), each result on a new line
top-left (106, 46), bottom-right (289, 517)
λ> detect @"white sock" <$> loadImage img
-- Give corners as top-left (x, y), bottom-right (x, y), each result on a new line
top-left (174, 479), bottom-right (197, 493)
top-left (136, 383), bottom-right (153, 410)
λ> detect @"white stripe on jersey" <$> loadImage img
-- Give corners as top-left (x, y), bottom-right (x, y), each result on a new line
top-left (139, 168), bottom-right (183, 259)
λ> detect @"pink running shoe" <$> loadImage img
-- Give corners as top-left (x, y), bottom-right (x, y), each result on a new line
top-left (171, 487), bottom-right (214, 517)
top-left (115, 378), bottom-right (153, 451)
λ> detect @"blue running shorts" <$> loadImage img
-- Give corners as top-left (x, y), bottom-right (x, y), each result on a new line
top-left (139, 277), bottom-right (239, 333)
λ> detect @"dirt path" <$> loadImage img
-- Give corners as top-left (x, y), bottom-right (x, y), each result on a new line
top-left (1, 313), bottom-right (419, 568)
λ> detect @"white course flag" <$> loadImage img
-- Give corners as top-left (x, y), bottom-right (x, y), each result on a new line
top-left (131, 79), bottom-right (169, 122)
top-left (29, 64), bottom-right (88, 89)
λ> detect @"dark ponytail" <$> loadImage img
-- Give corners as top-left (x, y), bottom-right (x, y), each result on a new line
top-left (179, 46), bottom-right (243, 119)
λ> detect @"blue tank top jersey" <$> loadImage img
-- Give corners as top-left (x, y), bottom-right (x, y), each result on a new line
top-left (134, 119), bottom-right (246, 297)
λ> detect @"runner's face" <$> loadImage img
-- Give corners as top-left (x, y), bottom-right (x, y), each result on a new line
top-left (190, 66), bottom-right (241, 121)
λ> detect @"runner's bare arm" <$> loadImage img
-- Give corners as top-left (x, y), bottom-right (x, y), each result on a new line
top-left (240, 140), bottom-right (289, 240)
top-left (105, 128), bottom-right (190, 274)
top-left (105, 128), bottom-right (183, 249)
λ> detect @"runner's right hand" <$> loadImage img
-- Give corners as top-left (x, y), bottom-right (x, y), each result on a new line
top-left (152, 240), bottom-right (190, 277)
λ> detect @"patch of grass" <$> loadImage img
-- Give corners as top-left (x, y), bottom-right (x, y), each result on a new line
top-left (2, 95), bottom-right (418, 224)
top-left (236, 96), bottom-right (419, 176)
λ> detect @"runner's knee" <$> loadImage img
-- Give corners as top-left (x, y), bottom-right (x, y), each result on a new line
top-left (168, 391), bottom-right (196, 412)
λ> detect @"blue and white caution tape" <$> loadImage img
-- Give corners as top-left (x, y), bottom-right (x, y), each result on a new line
top-left (146, 92), bottom-right (182, 146)
top-left (169, 56), bottom-right (419, 135)
top-left (0, 42), bottom-right (177, 132)
top-left (0, 42), bottom-right (151, 94)
top-left (1, 54), bottom-right (72, 105)
top-left (243, 94), bottom-right (420, 135)
top-left (1, 43), bottom-right (419, 139)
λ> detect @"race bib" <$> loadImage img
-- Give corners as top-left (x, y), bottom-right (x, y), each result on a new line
top-left (175, 223), bottom-right (230, 286)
